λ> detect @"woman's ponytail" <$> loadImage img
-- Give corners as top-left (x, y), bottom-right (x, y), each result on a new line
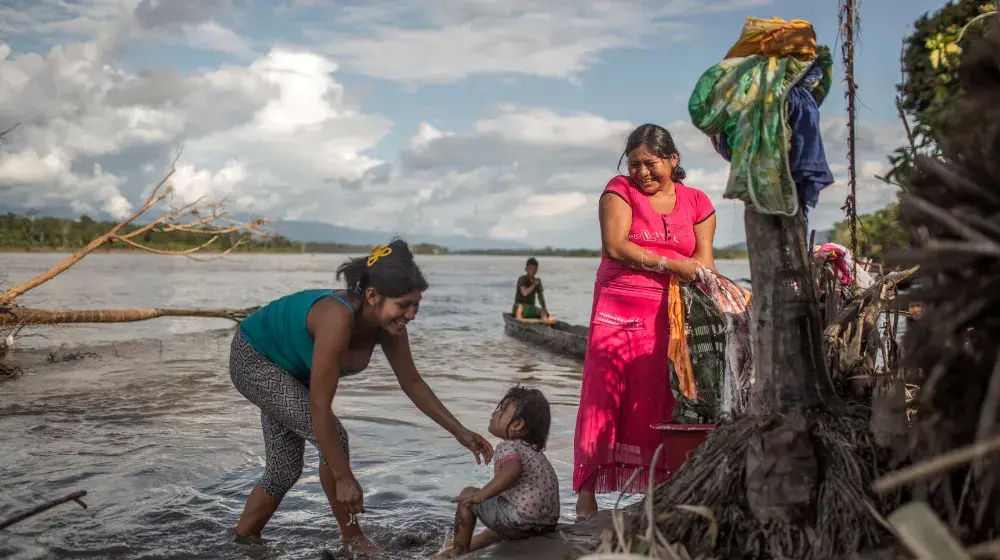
top-left (670, 165), bottom-right (686, 182)
top-left (336, 237), bottom-right (429, 299)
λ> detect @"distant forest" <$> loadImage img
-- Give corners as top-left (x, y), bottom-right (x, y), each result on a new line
top-left (0, 213), bottom-right (748, 259)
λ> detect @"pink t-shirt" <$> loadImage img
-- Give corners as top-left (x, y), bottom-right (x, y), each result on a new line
top-left (595, 175), bottom-right (715, 290)
top-left (496, 439), bottom-right (560, 525)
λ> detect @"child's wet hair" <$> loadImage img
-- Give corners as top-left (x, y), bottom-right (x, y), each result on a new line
top-left (497, 385), bottom-right (551, 451)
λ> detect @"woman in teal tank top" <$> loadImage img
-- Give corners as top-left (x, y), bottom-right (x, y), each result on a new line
top-left (229, 239), bottom-right (494, 554)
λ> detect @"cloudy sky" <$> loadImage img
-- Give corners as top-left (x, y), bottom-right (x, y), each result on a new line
top-left (0, 0), bottom-right (945, 248)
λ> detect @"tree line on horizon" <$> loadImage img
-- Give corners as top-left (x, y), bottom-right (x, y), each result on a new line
top-left (0, 212), bottom-right (751, 259)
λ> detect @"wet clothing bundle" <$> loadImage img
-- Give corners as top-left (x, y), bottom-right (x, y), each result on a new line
top-left (813, 242), bottom-right (875, 290)
top-left (668, 268), bottom-right (754, 424)
top-left (690, 17), bottom-right (835, 218)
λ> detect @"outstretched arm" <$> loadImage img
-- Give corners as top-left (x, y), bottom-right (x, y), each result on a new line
top-left (382, 329), bottom-right (494, 464)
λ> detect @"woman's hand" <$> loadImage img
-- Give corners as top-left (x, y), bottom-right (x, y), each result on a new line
top-left (671, 258), bottom-right (700, 283)
top-left (452, 491), bottom-right (485, 507)
top-left (334, 472), bottom-right (365, 515)
top-left (456, 428), bottom-right (494, 464)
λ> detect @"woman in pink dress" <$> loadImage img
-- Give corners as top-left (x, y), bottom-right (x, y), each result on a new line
top-left (573, 123), bottom-right (717, 520)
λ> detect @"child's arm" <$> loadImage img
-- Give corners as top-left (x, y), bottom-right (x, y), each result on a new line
top-left (456, 457), bottom-right (523, 505)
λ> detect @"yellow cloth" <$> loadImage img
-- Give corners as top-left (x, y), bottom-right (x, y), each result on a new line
top-left (724, 17), bottom-right (817, 61)
top-left (667, 276), bottom-right (696, 399)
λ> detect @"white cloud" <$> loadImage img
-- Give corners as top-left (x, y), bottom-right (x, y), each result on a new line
top-left (1, 0), bottom-right (252, 57)
top-left (170, 161), bottom-right (249, 204)
top-left (0, 0), bottom-right (907, 251)
top-left (0, 34), bottom-right (390, 222)
top-left (320, 107), bottom-right (905, 248)
top-left (308, 0), bottom-right (773, 84)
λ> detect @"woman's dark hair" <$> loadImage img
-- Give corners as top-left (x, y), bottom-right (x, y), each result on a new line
top-left (496, 385), bottom-right (551, 451)
top-left (617, 123), bottom-right (686, 182)
top-left (336, 237), bottom-right (429, 299)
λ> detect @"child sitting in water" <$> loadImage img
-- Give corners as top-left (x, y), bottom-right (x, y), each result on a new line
top-left (431, 386), bottom-right (560, 558)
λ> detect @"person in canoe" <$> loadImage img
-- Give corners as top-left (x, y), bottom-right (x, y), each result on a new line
top-left (572, 124), bottom-right (717, 521)
top-left (228, 239), bottom-right (495, 553)
top-left (513, 257), bottom-right (556, 324)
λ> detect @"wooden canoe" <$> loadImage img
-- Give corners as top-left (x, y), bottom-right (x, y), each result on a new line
top-left (501, 313), bottom-right (588, 360)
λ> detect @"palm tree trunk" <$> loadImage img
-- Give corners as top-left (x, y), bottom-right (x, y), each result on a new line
top-left (743, 208), bottom-right (838, 524)
top-left (745, 209), bottom-right (836, 414)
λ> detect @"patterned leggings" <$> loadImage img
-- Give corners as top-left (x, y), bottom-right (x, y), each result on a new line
top-left (229, 329), bottom-right (350, 500)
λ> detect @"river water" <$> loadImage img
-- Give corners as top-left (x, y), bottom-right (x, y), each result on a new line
top-left (0, 253), bottom-right (750, 559)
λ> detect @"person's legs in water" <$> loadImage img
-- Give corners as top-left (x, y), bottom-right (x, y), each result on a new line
top-left (229, 331), bottom-right (378, 552)
top-left (575, 474), bottom-right (598, 521)
top-left (430, 487), bottom-right (507, 559)
top-left (234, 410), bottom-right (304, 536)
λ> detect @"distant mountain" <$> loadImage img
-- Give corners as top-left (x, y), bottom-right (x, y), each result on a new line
top-left (270, 220), bottom-right (530, 251)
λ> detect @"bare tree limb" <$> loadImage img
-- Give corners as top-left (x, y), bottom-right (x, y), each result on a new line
top-left (0, 490), bottom-right (88, 531)
top-left (0, 122), bottom-right (21, 140)
top-left (0, 165), bottom-right (269, 306)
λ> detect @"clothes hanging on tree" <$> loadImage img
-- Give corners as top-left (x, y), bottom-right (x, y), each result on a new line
top-left (689, 17), bottom-right (834, 218)
top-left (787, 62), bottom-right (835, 223)
top-left (812, 242), bottom-right (875, 290)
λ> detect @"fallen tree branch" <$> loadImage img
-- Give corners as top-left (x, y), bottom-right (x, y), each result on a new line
top-left (0, 306), bottom-right (260, 325)
top-left (0, 161), bottom-right (269, 307)
top-left (0, 490), bottom-right (88, 530)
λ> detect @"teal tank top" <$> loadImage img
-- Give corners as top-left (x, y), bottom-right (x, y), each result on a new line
top-left (239, 289), bottom-right (362, 386)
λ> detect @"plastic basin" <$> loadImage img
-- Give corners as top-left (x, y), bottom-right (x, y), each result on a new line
top-left (651, 421), bottom-right (714, 476)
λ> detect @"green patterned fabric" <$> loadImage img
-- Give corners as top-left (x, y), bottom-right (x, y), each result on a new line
top-left (670, 285), bottom-right (729, 424)
top-left (687, 46), bottom-right (833, 216)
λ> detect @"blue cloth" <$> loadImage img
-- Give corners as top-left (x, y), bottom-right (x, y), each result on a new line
top-left (240, 289), bottom-right (361, 386)
top-left (787, 62), bottom-right (834, 222)
top-left (710, 62), bottom-right (833, 226)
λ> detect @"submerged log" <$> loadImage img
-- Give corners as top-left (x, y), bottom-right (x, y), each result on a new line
top-left (0, 305), bottom-right (259, 325)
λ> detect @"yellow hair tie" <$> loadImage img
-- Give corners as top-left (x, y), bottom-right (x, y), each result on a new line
top-left (367, 245), bottom-right (392, 267)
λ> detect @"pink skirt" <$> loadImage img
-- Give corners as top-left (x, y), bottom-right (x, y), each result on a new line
top-left (573, 280), bottom-right (674, 494)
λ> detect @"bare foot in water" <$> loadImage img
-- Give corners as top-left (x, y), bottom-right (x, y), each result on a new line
top-left (575, 491), bottom-right (598, 522)
top-left (344, 535), bottom-right (381, 556)
top-left (429, 547), bottom-right (458, 559)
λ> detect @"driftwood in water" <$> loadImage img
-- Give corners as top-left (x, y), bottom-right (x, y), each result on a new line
top-left (0, 159), bottom-right (270, 360)
top-left (0, 490), bottom-right (88, 530)
top-left (0, 305), bottom-right (259, 325)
